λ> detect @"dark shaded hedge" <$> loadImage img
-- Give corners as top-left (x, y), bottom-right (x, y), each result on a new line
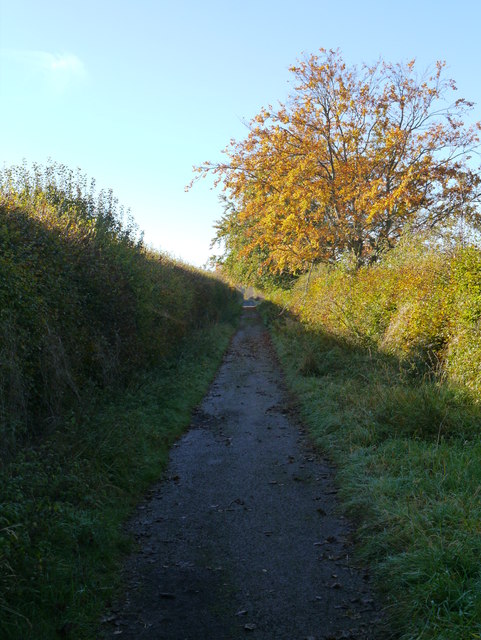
top-left (0, 163), bottom-right (239, 455)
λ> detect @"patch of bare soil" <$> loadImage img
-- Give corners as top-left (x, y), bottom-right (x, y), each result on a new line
top-left (101, 307), bottom-right (383, 639)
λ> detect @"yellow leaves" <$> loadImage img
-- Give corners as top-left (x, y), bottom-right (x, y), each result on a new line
top-left (193, 49), bottom-right (481, 274)
top-left (280, 213), bottom-right (297, 233)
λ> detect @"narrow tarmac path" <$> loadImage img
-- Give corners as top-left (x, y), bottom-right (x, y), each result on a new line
top-left (102, 307), bottom-right (383, 639)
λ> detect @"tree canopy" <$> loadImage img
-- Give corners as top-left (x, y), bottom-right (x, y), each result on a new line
top-left (194, 49), bottom-right (481, 276)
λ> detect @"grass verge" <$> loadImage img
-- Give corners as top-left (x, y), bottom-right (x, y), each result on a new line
top-left (260, 302), bottom-right (481, 640)
top-left (0, 320), bottom-right (237, 639)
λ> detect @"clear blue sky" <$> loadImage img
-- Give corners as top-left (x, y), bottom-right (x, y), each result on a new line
top-left (1, 0), bottom-right (480, 266)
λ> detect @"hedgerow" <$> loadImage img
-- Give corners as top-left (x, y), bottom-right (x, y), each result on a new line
top-left (0, 161), bottom-right (238, 456)
top-left (0, 161), bottom-right (240, 638)
top-left (286, 235), bottom-right (481, 395)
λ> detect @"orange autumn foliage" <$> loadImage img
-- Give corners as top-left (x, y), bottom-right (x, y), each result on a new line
top-left (195, 49), bottom-right (481, 273)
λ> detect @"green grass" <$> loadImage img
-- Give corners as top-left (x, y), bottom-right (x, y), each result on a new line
top-left (260, 303), bottom-right (481, 640)
top-left (0, 320), bottom-right (237, 639)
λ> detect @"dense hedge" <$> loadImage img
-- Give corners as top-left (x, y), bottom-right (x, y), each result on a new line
top-left (0, 163), bottom-right (238, 456)
top-left (284, 237), bottom-right (481, 398)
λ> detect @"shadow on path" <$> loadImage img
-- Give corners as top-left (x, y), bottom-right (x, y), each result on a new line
top-left (102, 308), bottom-right (383, 639)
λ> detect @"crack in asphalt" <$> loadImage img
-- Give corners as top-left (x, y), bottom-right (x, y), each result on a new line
top-left (102, 307), bottom-right (383, 639)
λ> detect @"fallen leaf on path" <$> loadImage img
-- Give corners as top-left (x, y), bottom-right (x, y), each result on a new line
top-left (235, 609), bottom-right (248, 616)
top-left (244, 623), bottom-right (257, 631)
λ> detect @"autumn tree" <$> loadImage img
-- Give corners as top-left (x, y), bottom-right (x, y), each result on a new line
top-left (194, 49), bottom-right (481, 274)
top-left (208, 196), bottom-right (295, 289)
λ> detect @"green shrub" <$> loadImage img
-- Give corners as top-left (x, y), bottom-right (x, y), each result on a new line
top-left (285, 235), bottom-right (481, 398)
top-left (0, 162), bottom-right (239, 455)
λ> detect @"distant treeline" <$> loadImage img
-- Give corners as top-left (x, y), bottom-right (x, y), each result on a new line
top-left (0, 162), bottom-right (238, 456)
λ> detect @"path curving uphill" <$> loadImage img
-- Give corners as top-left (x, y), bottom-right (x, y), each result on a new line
top-left (102, 306), bottom-right (383, 639)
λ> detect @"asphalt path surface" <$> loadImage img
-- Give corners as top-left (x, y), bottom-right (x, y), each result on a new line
top-left (102, 306), bottom-right (383, 639)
